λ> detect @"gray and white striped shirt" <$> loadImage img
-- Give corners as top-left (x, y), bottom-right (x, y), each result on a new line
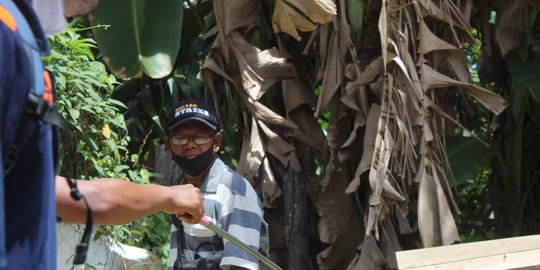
top-left (168, 158), bottom-right (268, 270)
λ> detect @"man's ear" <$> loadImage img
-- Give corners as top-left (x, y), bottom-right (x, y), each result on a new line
top-left (213, 132), bottom-right (222, 153)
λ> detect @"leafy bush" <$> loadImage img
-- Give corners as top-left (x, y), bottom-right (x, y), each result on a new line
top-left (43, 22), bottom-right (171, 266)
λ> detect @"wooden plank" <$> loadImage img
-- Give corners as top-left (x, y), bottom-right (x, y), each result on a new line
top-left (399, 248), bottom-right (540, 270)
top-left (397, 234), bottom-right (540, 269)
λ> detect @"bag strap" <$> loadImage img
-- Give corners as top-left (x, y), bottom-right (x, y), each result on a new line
top-left (1, 0), bottom-right (65, 176)
top-left (171, 215), bottom-right (186, 270)
top-left (64, 176), bottom-right (93, 265)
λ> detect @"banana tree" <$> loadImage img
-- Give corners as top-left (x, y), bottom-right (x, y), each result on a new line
top-left (90, 0), bottom-right (184, 79)
top-left (89, 0), bottom-right (513, 269)
top-left (472, 0), bottom-right (540, 237)
top-left (195, 1), bottom-right (505, 269)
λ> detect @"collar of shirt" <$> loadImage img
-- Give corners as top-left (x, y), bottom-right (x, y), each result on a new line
top-left (199, 157), bottom-right (225, 193)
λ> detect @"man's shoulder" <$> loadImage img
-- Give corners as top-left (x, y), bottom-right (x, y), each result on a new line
top-left (210, 159), bottom-right (257, 198)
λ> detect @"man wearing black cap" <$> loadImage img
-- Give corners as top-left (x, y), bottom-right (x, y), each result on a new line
top-left (165, 99), bottom-right (268, 270)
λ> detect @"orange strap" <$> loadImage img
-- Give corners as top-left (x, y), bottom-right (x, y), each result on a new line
top-left (0, 4), bottom-right (16, 31)
top-left (43, 71), bottom-right (54, 106)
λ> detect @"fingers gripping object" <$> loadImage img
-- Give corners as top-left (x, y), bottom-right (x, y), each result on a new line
top-left (200, 216), bottom-right (282, 270)
top-left (177, 212), bottom-right (192, 221)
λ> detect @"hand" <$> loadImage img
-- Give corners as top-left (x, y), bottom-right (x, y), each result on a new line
top-left (177, 212), bottom-right (196, 224)
top-left (164, 184), bottom-right (204, 224)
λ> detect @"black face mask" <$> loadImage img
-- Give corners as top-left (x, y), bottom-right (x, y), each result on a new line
top-left (172, 144), bottom-right (216, 176)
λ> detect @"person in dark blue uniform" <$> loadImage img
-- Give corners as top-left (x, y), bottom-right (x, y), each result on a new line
top-left (1, 1), bottom-right (58, 268)
top-left (1, 0), bottom-right (204, 269)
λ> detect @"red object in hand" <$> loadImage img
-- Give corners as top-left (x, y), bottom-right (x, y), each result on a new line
top-left (178, 212), bottom-right (193, 220)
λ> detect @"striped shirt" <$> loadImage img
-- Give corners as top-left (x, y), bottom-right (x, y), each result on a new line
top-left (168, 158), bottom-right (268, 270)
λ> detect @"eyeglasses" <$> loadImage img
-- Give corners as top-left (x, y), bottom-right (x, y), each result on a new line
top-left (170, 133), bottom-right (215, 146)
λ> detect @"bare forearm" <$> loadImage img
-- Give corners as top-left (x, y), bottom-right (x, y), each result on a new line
top-left (56, 176), bottom-right (203, 225)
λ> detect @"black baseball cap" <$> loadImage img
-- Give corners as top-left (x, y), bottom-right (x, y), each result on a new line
top-left (167, 99), bottom-right (219, 132)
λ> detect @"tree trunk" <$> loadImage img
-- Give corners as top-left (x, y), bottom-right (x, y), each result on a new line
top-left (152, 144), bottom-right (183, 186)
top-left (284, 171), bottom-right (311, 270)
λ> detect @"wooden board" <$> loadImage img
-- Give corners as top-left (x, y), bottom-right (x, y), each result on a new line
top-left (396, 234), bottom-right (540, 269)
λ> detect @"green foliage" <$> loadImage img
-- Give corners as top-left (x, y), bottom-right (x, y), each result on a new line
top-left (219, 97), bottom-right (242, 167)
top-left (43, 25), bottom-right (126, 179)
top-left (111, 2), bottom-right (213, 154)
top-left (459, 5), bottom-right (540, 238)
top-left (445, 136), bottom-right (496, 187)
top-left (507, 53), bottom-right (540, 103)
top-left (346, 0), bottom-right (366, 49)
top-left (43, 24), bottom-right (172, 266)
top-left (454, 169), bottom-right (496, 243)
top-left (451, 31), bottom-right (499, 242)
top-left (126, 211), bottom-right (173, 258)
top-left (469, 6), bottom-right (540, 237)
top-left (89, 0), bottom-right (184, 79)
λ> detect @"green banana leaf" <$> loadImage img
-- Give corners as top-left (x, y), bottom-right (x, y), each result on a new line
top-left (530, 0), bottom-right (540, 13)
top-left (507, 49), bottom-right (540, 103)
top-left (136, 88), bottom-right (165, 133)
top-left (446, 136), bottom-right (496, 187)
top-left (347, 0), bottom-right (366, 49)
top-left (89, 0), bottom-right (183, 79)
